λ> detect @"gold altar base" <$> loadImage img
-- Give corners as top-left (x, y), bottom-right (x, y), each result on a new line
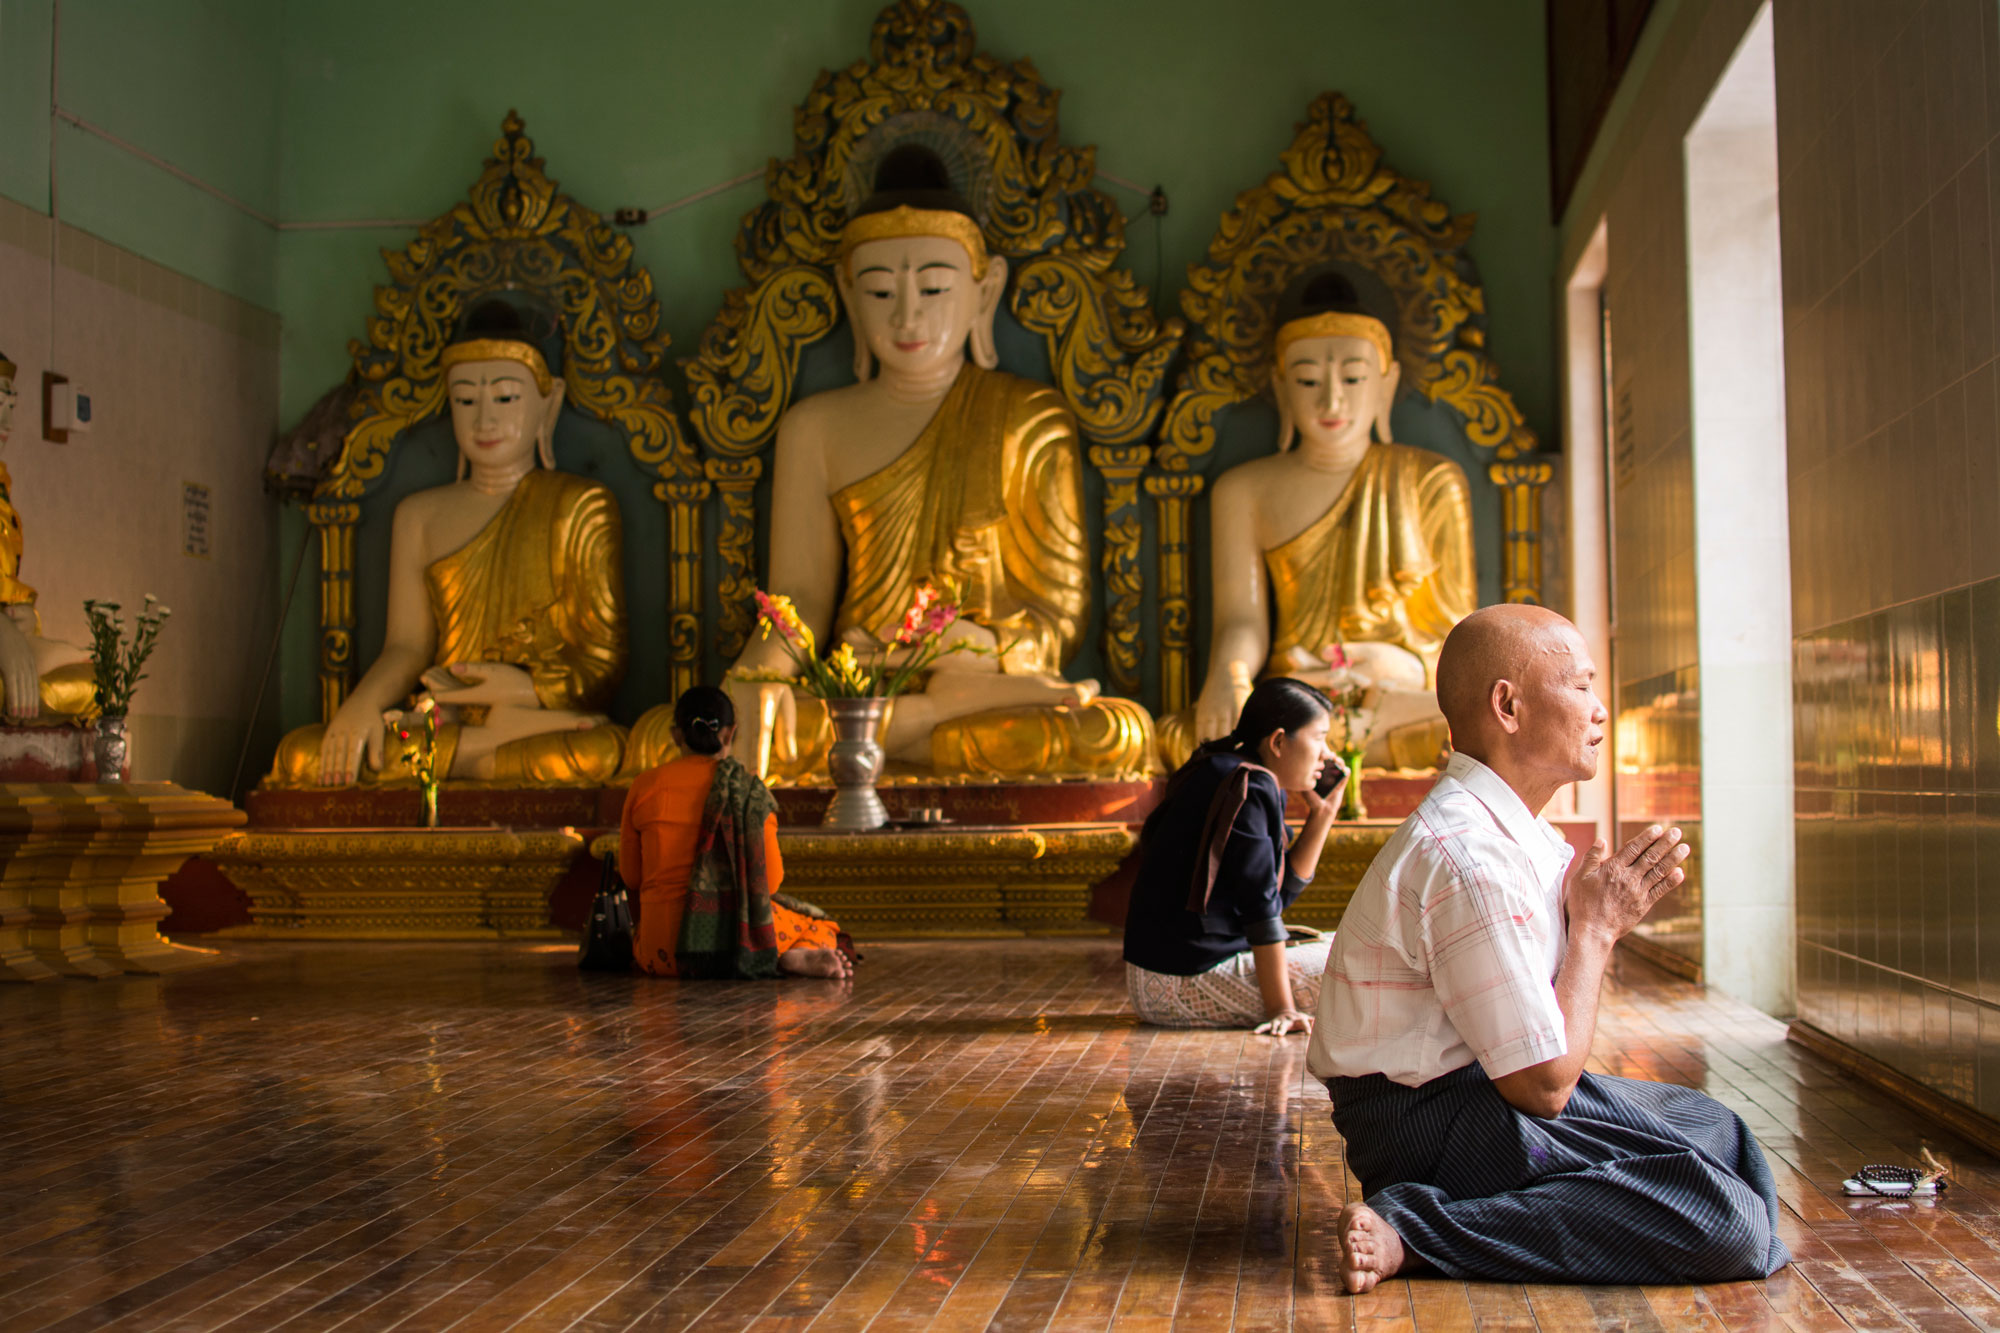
top-left (210, 828), bottom-right (584, 940)
top-left (0, 782), bottom-right (244, 982)
top-left (776, 824), bottom-right (1135, 939)
top-left (1286, 822), bottom-right (1397, 930)
top-left (584, 823), bottom-right (1135, 941)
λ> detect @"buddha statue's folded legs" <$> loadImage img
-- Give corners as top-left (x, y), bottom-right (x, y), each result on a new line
top-left (271, 712), bottom-right (628, 786)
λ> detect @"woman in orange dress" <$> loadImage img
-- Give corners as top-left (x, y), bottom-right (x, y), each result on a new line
top-left (619, 686), bottom-right (852, 979)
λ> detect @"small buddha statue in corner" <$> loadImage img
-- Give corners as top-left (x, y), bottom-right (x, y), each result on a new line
top-left (1164, 269), bottom-right (1476, 770)
top-left (626, 145), bottom-right (1154, 782)
top-left (0, 351), bottom-right (96, 723)
top-left (268, 300), bottom-right (629, 787)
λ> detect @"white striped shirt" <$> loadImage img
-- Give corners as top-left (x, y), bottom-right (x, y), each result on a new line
top-left (1308, 752), bottom-right (1574, 1087)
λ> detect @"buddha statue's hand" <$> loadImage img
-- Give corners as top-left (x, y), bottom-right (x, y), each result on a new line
top-left (318, 702), bottom-right (387, 785)
top-left (1193, 663), bottom-right (1255, 744)
top-left (0, 611), bottom-right (38, 721)
top-left (423, 661), bottom-right (540, 709)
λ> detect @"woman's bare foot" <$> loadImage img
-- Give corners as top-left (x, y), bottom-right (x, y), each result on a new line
top-left (1338, 1203), bottom-right (1407, 1293)
top-left (778, 947), bottom-right (852, 979)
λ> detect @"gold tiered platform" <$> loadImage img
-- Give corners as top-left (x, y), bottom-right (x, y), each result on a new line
top-left (0, 782), bottom-right (244, 981)
top-left (210, 827), bottom-right (585, 941)
top-left (589, 822), bottom-right (1135, 939)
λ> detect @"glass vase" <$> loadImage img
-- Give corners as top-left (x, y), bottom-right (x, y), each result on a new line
top-left (822, 696), bottom-right (890, 831)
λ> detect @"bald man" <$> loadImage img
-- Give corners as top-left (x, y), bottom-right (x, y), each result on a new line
top-left (1307, 606), bottom-right (1788, 1291)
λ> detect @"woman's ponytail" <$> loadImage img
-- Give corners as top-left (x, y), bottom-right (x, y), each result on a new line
top-left (673, 685), bottom-right (737, 756)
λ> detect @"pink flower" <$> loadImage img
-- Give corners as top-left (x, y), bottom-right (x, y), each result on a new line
top-left (1324, 643), bottom-right (1349, 671)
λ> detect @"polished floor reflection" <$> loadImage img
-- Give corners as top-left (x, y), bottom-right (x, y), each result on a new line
top-left (0, 940), bottom-right (1994, 1330)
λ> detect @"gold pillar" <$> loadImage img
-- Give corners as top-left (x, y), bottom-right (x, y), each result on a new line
top-left (0, 783), bottom-right (244, 979)
top-left (705, 457), bottom-right (764, 661)
top-left (308, 500), bottom-right (359, 721)
top-left (1145, 473), bottom-right (1205, 713)
top-left (1089, 445), bottom-right (1150, 699)
top-left (662, 478), bottom-right (712, 703)
top-left (1489, 460), bottom-right (1554, 605)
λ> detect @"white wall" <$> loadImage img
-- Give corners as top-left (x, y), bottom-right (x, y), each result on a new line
top-left (1685, 4), bottom-right (1796, 1016)
top-left (0, 194), bottom-right (281, 795)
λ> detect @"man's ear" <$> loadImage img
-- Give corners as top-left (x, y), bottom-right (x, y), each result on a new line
top-left (1491, 680), bottom-right (1523, 735)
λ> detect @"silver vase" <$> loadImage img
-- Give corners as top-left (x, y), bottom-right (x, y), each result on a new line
top-left (93, 715), bottom-right (129, 783)
top-left (822, 696), bottom-right (889, 831)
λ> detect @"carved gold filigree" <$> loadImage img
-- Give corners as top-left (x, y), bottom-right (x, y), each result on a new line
top-left (685, 0), bottom-right (1184, 668)
top-left (1491, 460), bottom-right (1554, 604)
top-left (1088, 445), bottom-right (1149, 697)
top-left (1144, 473), bottom-right (1204, 713)
top-left (1159, 92), bottom-right (1535, 471)
top-left (311, 113), bottom-right (691, 715)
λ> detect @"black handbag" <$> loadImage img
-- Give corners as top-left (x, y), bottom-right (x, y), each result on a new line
top-left (578, 848), bottom-right (635, 973)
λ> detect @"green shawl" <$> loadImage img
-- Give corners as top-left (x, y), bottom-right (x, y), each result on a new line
top-left (677, 755), bottom-right (782, 978)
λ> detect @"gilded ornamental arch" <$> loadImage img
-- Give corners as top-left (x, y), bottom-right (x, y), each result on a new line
top-left (308, 112), bottom-right (692, 720)
top-left (683, 0), bottom-right (1185, 697)
top-left (1153, 92), bottom-right (1553, 710)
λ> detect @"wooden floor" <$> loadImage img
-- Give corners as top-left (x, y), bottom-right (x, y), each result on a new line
top-left (1, 941), bottom-right (1997, 1332)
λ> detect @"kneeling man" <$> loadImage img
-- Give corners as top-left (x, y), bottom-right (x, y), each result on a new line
top-left (1308, 605), bottom-right (1789, 1291)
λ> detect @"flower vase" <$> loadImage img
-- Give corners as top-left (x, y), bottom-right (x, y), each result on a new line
top-left (420, 781), bottom-right (439, 829)
top-left (93, 715), bottom-right (129, 783)
top-left (1338, 746), bottom-right (1367, 821)
top-left (822, 696), bottom-right (890, 831)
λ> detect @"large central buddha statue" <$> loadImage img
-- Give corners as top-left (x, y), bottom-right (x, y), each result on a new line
top-left (268, 300), bottom-right (629, 786)
top-left (1162, 269), bottom-right (1476, 770)
top-left (713, 147), bottom-right (1154, 782)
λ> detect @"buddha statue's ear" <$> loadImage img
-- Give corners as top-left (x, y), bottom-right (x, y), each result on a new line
top-left (538, 377), bottom-right (567, 470)
top-left (967, 254), bottom-right (1009, 371)
top-left (835, 267), bottom-right (876, 382)
top-left (1372, 359), bottom-right (1401, 444)
top-left (1272, 366), bottom-right (1297, 452)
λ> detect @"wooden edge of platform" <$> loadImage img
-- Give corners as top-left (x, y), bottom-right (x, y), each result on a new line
top-left (1786, 1018), bottom-right (2000, 1159)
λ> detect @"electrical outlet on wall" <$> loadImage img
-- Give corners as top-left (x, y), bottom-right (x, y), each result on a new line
top-left (40, 372), bottom-right (90, 442)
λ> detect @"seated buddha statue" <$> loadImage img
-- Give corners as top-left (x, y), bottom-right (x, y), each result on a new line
top-left (268, 301), bottom-right (629, 787)
top-left (1160, 270), bottom-right (1475, 771)
top-left (0, 350), bottom-right (95, 722)
top-left (629, 147), bottom-right (1153, 783)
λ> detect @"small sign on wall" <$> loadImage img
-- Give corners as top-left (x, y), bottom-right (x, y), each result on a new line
top-left (182, 482), bottom-right (211, 558)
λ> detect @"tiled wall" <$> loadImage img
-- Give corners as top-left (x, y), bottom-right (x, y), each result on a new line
top-left (1779, 0), bottom-right (2000, 1118)
top-left (0, 194), bottom-right (282, 796)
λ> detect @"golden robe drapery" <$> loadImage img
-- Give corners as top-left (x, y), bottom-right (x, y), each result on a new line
top-left (426, 467), bottom-right (626, 715)
top-left (830, 361), bottom-right (1085, 675)
top-left (1263, 442), bottom-right (1475, 683)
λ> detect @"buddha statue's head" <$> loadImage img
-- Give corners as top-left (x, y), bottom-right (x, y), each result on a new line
top-left (0, 350), bottom-right (15, 448)
top-left (837, 145), bottom-right (1007, 382)
top-left (440, 299), bottom-right (566, 479)
top-left (1270, 269), bottom-right (1399, 454)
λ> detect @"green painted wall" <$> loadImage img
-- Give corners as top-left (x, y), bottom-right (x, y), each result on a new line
top-left (271, 0), bottom-right (1554, 732)
top-left (0, 0), bottom-right (281, 307)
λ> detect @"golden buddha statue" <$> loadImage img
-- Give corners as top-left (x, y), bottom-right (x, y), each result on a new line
top-left (631, 147), bottom-right (1153, 782)
top-left (0, 351), bottom-right (95, 722)
top-left (1161, 270), bottom-right (1475, 770)
top-left (268, 301), bottom-right (629, 786)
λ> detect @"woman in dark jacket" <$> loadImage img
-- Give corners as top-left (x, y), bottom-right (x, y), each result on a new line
top-left (1123, 678), bottom-right (1342, 1035)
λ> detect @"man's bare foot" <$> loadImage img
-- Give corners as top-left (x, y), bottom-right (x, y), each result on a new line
top-left (1338, 1203), bottom-right (1407, 1294)
top-left (778, 947), bottom-right (852, 979)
